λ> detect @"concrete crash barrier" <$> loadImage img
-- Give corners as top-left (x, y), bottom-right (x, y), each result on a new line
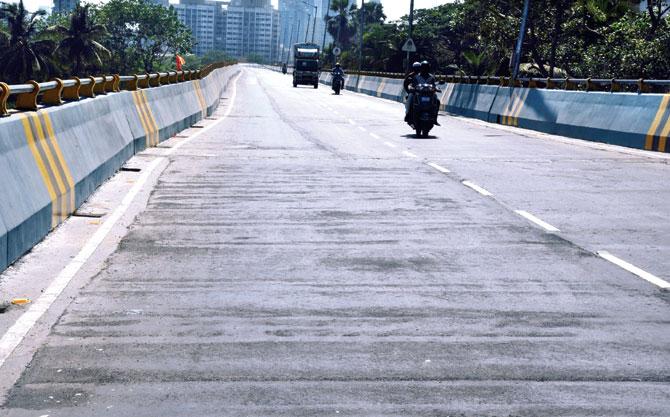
top-left (0, 66), bottom-right (239, 271)
top-left (490, 87), bottom-right (670, 151)
top-left (311, 68), bottom-right (670, 153)
top-left (440, 83), bottom-right (501, 122)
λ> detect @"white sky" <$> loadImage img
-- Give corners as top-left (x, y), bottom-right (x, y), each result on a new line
top-left (20, 0), bottom-right (449, 21)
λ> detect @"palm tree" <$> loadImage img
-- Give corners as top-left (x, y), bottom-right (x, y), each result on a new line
top-left (0, 0), bottom-right (55, 83)
top-left (50, 4), bottom-right (110, 76)
top-left (328, 0), bottom-right (356, 49)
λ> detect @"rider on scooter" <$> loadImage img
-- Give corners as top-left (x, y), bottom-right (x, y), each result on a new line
top-left (408, 61), bottom-right (440, 126)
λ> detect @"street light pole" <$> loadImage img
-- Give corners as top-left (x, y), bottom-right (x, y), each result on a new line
top-left (322, 0), bottom-right (331, 52)
top-left (312, 5), bottom-right (318, 43)
top-left (512, 0), bottom-right (530, 81)
top-left (407, 0), bottom-right (414, 71)
top-left (358, 0), bottom-right (365, 73)
top-left (301, 1), bottom-right (318, 44)
top-left (285, 21), bottom-right (295, 64)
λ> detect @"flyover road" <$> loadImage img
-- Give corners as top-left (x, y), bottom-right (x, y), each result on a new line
top-left (1, 66), bottom-right (670, 416)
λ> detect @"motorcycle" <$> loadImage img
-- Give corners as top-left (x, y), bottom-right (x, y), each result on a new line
top-left (410, 83), bottom-right (440, 138)
top-left (332, 73), bottom-right (345, 95)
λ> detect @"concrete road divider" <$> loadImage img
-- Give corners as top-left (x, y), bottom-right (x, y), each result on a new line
top-left (441, 83), bottom-right (501, 122)
top-left (311, 68), bottom-right (670, 153)
top-left (0, 66), bottom-right (239, 271)
top-left (491, 87), bottom-right (670, 151)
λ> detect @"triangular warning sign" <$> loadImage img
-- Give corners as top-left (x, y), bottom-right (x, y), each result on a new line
top-left (402, 38), bottom-right (417, 52)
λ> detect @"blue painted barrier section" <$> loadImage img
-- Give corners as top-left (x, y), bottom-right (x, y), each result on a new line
top-left (311, 66), bottom-right (670, 153)
top-left (491, 87), bottom-right (668, 151)
top-left (0, 117), bottom-right (53, 268)
top-left (441, 83), bottom-right (500, 122)
top-left (0, 65), bottom-right (240, 272)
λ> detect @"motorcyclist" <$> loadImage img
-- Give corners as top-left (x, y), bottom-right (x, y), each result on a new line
top-left (331, 63), bottom-right (345, 92)
top-left (409, 61), bottom-right (440, 126)
top-left (281, 63), bottom-right (287, 74)
top-left (404, 62), bottom-right (421, 124)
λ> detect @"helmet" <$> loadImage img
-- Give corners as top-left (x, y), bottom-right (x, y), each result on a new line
top-left (412, 62), bottom-right (421, 70)
top-left (420, 61), bottom-right (430, 72)
top-left (335, 62), bottom-right (341, 67)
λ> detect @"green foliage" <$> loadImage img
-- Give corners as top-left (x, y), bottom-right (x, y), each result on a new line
top-left (48, 4), bottom-right (110, 77)
top-left (0, 0), bottom-right (55, 83)
top-left (327, 0), bottom-right (670, 79)
top-left (95, 0), bottom-right (192, 74)
top-left (0, 0), bottom-right (194, 83)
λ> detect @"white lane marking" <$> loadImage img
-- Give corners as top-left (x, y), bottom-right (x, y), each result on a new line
top-left (514, 210), bottom-right (560, 232)
top-left (0, 70), bottom-right (244, 370)
top-left (369, 133), bottom-right (381, 140)
top-left (402, 150), bottom-right (418, 158)
top-left (383, 141), bottom-right (397, 148)
top-left (357, 126), bottom-right (367, 132)
top-left (597, 251), bottom-right (670, 289)
top-left (427, 162), bottom-right (450, 173)
top-left (348, 119), bottom-right (357, 125)
top-left (462, 180), bottom-right (493, 197)
top-left (0, 158), bottom-right (163, 369)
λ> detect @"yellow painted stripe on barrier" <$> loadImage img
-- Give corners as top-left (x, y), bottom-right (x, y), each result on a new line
top-left (20, 115), bottom-right (59, 227)
top-left (29, 114), bottom-right (69, 224)
top-left (31, 114), bottom-right (68, 222)
top-left (511, 89), bottom-right (530, 127)
top-left (656, 110), bottom-right (670, 152)
top-left (140, 90), bottom-right (160, 146)
top-left (132, 91), bottom-right (153, 148)
top-left (508, 90), bottom-right (526, 126)
top-left (193, 81), bottom-right (203, 115)
top-left (194, 81), bottom-right (207, 116)
top-left (645, 95), bottom-right (670, 150)
top-left (377, 79), bottom-right (387, 97)
top-left (41, 112), bottom-right (75, 218)
top-left (503, 92), bottom-right (520, 126)
top-left (441, 84), bottom-right (455, 109)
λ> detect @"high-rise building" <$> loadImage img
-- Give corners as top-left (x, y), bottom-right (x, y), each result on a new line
top-left (225, 0), bottom-right (280, 63)
top-left (52, 0), bottom-right (78, 14)
top-left (174, 0), bottom-right (226, 56)
top-left (278, 0), bottom-right (334, 63)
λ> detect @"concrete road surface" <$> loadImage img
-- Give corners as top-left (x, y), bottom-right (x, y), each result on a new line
top-left (1, 67), bottom-right (669, 416)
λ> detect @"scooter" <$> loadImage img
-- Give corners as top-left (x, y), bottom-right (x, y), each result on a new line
top-left (410, 83), bottom-right (440, 138)
top-left (332, 74), bottom-right (345, 95)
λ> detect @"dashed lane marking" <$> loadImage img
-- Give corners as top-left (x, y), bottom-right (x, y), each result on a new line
top-left (402, 150), bottom-right (418, 158)
top-left (426, 162), bottom-right (450, 173)
top-left (348, 119), bottom-right (357, 125)
top-left (369, 133), bottom-right (380, 140)
top-left (514, 210), bottom-right (559, 232)
top-left (597, 251), bottom-right (670, 290)
top-left (383, 141), bottom-right (397, 148)
top-left (358, 126), bottom-right (367, 132)
top-left (462, 180), bottom-right (493, 197)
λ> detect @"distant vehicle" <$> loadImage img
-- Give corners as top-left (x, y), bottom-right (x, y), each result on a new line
top-left (292, 43), bottom-right (320, 89)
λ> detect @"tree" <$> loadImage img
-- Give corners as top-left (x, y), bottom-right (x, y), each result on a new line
top-left (0, 0), bottom-right (55, 83)
top-left (49, 4), bottom-right (110, 76)
top-left (327, 0), bottom-right (357, 49)
top-left (96, 0), bottom-right (192, 74)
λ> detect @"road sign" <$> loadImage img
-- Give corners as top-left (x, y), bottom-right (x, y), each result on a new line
top-left (402, 38), bottom-right (417, 53)
top-left (333, 47), bottom-right (342, 57)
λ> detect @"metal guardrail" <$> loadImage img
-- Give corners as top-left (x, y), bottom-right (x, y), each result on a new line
top-left (309, 66), bottom-right (670, 93)
top-left (437, 75), bottom-right (670, 93)
top-left (0, 61), bottom-right (235, 117)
